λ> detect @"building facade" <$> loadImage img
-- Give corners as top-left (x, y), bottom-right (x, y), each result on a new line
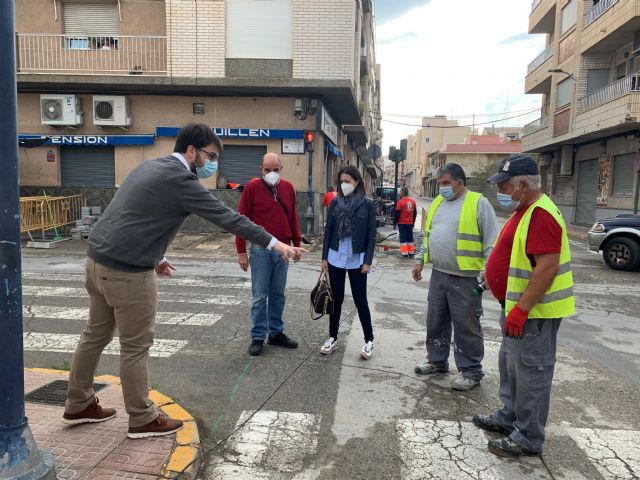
top-left (15, 0), bottom-right (382, 233)
top-left (523, 0), bottom-right (640, 225)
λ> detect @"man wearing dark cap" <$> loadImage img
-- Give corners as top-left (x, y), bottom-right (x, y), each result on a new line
top-left (473, 153), bottom-right (575, 457)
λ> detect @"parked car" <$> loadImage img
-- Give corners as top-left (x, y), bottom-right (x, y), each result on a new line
top-left (588, 214), bottom-right (640, 271)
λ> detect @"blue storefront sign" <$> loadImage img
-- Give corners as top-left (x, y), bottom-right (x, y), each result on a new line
top-left (156, 127), bottom-right (304, 139)
top-left (327, 142), bottom-right (344, 159)
top-left (18, 134), bottom-right (156, 146)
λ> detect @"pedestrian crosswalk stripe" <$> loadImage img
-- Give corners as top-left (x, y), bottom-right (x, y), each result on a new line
top-left (23, 332), bottom-right (187, 358)
top-left (567, 428), bottom-right (640, 479)
top-left (21, 286), bottom-right (242, 305)
top-left (23, 306), bottom-right (223, 326)
top-left (396, 419), bottom-right (552, 479)
top-left (21, 272), bottom-right (250, 289)
top-left (205, 410), bottom-right (320, 479)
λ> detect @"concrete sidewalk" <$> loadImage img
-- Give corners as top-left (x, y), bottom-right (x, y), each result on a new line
top-left (24, 368), bottom-right (200, 479)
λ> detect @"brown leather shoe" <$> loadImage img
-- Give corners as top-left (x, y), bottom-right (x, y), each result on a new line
top-left (127, 414), bottom-right (183, 439)
top-left (62, 396), bottom-right (116, 425)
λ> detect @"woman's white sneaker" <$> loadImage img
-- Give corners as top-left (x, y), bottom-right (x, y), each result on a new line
top-left (360, 341), bottom-right (374, 359)
top-left (320, 337), bottom-right (338, 355)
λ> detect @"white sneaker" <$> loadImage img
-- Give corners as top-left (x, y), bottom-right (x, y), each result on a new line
top-left (320, 337), bottom-right (338, 355)
top-left (360, 341), bottom-right (374, 360)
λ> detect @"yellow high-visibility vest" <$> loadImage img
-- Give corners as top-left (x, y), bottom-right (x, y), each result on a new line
top-left (505, 194), bottom-right (575, 318)
top-left (422, 191), bottom-right (484, 270)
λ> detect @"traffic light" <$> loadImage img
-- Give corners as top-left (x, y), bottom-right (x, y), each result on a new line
top-left (304, 131), bottom-right (314, 152)
top-left (389, 146), bottom-right (397, 162)
top-left (399, 139), bottom-right (407, 161)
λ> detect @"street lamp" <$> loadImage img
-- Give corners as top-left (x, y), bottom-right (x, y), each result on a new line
top-left (548, 68), bottom-right (576, 81)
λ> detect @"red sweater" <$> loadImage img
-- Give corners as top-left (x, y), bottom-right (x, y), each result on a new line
top-left (236, 178), bottom-right (302, 254)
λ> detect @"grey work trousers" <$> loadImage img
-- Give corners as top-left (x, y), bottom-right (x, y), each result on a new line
top-left (492, 309), bottom-right (561, 453)
top-left (425, 269), bottom-right (485, 380)
top-left (65, 258), bottom-right (160, 427)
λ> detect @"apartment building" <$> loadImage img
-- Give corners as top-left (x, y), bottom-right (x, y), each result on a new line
top-left (523, 0), bottom-right (640, 226)
top-left (15, 0), bottom-right (382, 233)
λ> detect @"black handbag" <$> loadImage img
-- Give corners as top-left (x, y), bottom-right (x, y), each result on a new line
top-left (310, 270), bottom-right (334, 320)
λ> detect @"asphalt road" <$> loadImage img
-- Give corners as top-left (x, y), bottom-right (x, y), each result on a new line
top-left (19, 223), bottom-right (640, 479)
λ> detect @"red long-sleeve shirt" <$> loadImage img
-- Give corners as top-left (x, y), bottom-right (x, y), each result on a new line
top-left (235, 177), bottom-right (302, 254)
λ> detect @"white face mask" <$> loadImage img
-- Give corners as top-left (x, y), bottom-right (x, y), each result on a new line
top-left (264, 171), bottom-right (280, 186)
top-left (341, 182), bottom-right (355, 196)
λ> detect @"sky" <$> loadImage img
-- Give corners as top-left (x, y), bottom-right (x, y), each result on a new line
top-left (373, 0), bottom-right (547, 152)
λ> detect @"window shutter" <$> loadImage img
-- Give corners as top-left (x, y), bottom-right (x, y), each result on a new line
top-left (612, 154), bottom-right (634, 196)
top-left (227, 0), bottom-right (293, 59)
top-left (64, 3), bottom-right (119, 36)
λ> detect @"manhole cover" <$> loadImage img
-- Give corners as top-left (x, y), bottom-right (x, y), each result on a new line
top-left (25, 380), bottom-right (108, 406)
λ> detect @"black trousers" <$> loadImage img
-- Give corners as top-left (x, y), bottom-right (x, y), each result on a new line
top-left (328, 263), bottom-right (374, 342)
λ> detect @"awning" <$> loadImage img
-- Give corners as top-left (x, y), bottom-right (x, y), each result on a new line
top-left (326, 142), bottom-right (344, 159)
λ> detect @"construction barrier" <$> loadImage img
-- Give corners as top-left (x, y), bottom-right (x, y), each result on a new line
top-left (20, 194), bottom-right (86, 237)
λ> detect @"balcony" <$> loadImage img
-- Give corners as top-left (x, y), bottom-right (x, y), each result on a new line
top-left (525, 45), bottom-right (553, 94)
top-left (527, 45), bottom-right (554, 74)
top-left (529, 0), bottom-right (555, 33)
top-left (584, 0), bottom-right (619, 27)
top-left (16, 34), bottom-right (167, 75)
top-left (578, 74), bottom-right (640, 113)
top-left (522, 114), bottom-right (549, 136)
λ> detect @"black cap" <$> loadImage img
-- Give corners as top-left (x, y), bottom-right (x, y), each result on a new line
top-left (487, 154), bottom-right (539, 183)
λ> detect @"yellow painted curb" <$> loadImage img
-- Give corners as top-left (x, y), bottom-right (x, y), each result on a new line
top-left (161, 403), bottom-right (194, 421)
top-left (94, 374), bottom-right (120, 385)
top-left (163, 445), bottom-right (198, 476)
top-left (149, 390), bottom-right (174, 407)
top-left (25, 367), bottom-right (70, 376)
top-left (176, 421), bottom-right (199, 446)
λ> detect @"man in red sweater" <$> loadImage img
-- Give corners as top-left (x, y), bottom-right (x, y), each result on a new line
top-left (236, 153), bottom-right (302, 356)
top-left (321, 186), bottom-right (337, 226)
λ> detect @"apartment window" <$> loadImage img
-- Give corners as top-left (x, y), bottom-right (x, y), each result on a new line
top-left (425, 123), bottom-right (431, 128)
top-left (587, 69), bottom-right (610, 95)
top-left (616, 63), bottom-right (627, 79)
top-left (556, 77), bottom-right (574, 108)
top-left (612, 154), bottom-right (634, 196)
top-left (425, 138), bottom-right (430, 143)
top-left (227, 0), bottom-right (293, 59)
top-left (63, 3), bottom-right (119, 50)
top-left (560, 0), bottom-right (577, 35)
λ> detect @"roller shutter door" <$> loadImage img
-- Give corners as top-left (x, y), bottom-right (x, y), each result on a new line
top-left (575, 159), bottom-right (598, 226)
top-left (63, 3), bottom-right (119, 36)
top-left (218, 146), bottom-right (266, 186)
top-left (61, 147), bottom-right (115, 187)
top-left (612, 153), bottom-right (634, 196)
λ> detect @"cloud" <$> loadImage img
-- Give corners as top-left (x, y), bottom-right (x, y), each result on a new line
top-left (375, 0), bottom-right (431, 24)
top-left (375, 0), bottom-right (547, 150)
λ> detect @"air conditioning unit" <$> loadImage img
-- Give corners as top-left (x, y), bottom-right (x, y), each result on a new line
top-left (93, 95), bottom-right (132, 126)
top-left (40, 94), bottom-right (83, 126)
top-left (558, 144), bottom-right (574, 176)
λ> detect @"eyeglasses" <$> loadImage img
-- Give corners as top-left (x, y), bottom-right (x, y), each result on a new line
top-left (196, 148), bottom-right (219, 162)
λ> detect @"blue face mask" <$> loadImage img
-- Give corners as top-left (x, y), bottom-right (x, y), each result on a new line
top-left (196, 159), bottom-right (218, 179)
top-left (497, 188), bottom-right (522, 210)
top-left (439, 186), bottom-right (455, 201)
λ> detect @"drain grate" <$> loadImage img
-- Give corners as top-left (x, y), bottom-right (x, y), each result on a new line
top-left (25, 380), bottom-right (108, 406)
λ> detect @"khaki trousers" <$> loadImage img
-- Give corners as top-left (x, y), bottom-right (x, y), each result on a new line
top-left (65, 257), bottom-right (159, 427)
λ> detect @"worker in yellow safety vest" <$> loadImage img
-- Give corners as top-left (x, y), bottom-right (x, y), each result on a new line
top-left (412, 163), bottom-right (498, 391)
top-left (473, 153), bottom-right (574, 458)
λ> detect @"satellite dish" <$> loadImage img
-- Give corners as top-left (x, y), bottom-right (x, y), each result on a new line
top-left (367, 144), bottom-right (382, 160)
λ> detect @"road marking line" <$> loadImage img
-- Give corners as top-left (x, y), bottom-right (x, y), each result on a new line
top-left (396, 419), bottom-right (551, 479)
top-left (567, 428), bottom-right (640, 479)
top-left (23, 332), bottom-right (187, 358)
top-left (21, 286), bottom-right (242, 305)
top-left (205, 410), bottom-right (320, 479)
top-left (23, 306), bottom-right (223, 326)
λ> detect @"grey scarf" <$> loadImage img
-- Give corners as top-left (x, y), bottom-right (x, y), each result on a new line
top-left (336, 193), bottom-right (365, 239)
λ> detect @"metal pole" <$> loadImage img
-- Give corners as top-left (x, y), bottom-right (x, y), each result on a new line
top-left (0, 1), bottom-right (55, 477)
top-left (394, 161), bottom-right (399, 205)
top-left (306, 147), bottom-right (314, 235)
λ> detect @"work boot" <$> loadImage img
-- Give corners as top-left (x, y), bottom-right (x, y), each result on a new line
top-left (488, 438), bottom-right (538, 458)
top-left (472, 414), bottom-right (511, 435)
top-left (127, 413), bottom-right (183, 439)
top-left (451, 375), bottom-right (480, 391)
top-left (62, 396), bottom-right (116, 425)
top-left (248, 339), bottom-right (264, 356)
top-left (268, 332), bottom-right (298, 349)
top-left (414, 361), bottom-right (448, 375)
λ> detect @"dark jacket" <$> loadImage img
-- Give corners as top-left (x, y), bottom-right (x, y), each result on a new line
top-left (322, 196), bottom-right (377, 266)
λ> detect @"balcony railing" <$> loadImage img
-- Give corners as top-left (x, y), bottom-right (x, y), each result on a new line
top-left (527, 44), bottom-right (554, 75)
top-left (16, 34), bottom-right (167, 75)
top-left (584, 0), bottom-right (618, 27)
top-left (578, 74), bottom-right (640, 112)
top-left (531, 0), bottom-right (541, 11)
top-left (522, 115), bottom-right (549, 136)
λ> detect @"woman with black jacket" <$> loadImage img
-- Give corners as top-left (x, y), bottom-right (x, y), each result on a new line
top-left (320, 165), bottom-right (377, 359)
